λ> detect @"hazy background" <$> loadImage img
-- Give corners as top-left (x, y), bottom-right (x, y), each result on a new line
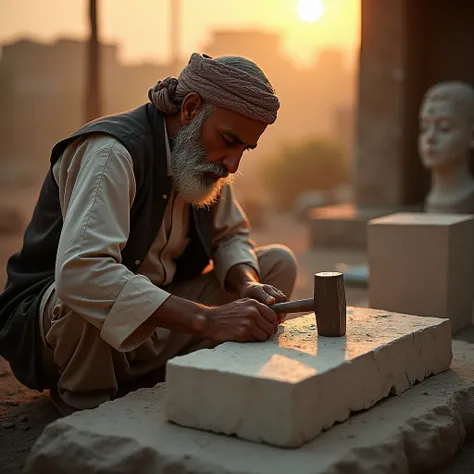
top-left (0, 0), bottom-right (359, 209)
top-left (0, 0), bottom-right (360, 65)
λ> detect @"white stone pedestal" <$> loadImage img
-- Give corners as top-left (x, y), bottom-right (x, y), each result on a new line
top-left (368, 212), bottom-right (474, 334)
top-left (25, 339), bottom-right (474, 474)
top-left (165, 307), bottom-right (452, 448)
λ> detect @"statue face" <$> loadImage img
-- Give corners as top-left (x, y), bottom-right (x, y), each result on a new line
top-left (418, 99), bottom-right (473, 171)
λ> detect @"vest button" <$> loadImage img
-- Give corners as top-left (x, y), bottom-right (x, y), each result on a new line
top-left (135, 259), bottom-right (140, 266)
top-left (162, 194), bottom-right (168, 199)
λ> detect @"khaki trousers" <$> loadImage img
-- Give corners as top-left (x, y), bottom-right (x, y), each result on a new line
top-left (40, 245), bottom-right (297, 410)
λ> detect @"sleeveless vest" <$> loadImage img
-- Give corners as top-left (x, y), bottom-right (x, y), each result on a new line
top-left (0, 103), bottom-right (215, 390)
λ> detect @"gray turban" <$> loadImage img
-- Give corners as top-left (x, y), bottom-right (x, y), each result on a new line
top-left (148, 53), bottom-right (280, 124)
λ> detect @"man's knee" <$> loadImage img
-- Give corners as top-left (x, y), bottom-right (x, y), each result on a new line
top-left (265, 244), bottom-right (297, 275)
top-left (257, 244), bottom-right (298, 296)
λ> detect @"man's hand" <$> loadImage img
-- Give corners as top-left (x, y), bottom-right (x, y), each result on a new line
top-left (238, 281), bottom-right (286, 305)
top-left (225, 263), bottom-right (289, 323)
top-left (201, 298), bottom-right (279, 343)
top-left (238, 282), bottom-right (288, 324)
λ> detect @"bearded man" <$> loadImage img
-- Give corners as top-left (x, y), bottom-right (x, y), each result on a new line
top-left (0, 53), bottom-right (297, 415)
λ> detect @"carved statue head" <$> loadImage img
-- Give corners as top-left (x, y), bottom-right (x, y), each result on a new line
top-left (418, 81), bottom-right (474, 172)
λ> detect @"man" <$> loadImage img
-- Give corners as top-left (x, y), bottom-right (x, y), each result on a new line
top-left (0, 53), bottom-right (297, 414)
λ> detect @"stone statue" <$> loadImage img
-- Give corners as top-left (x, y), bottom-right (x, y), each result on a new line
top-left (418, 81), bottom-right (474, 213)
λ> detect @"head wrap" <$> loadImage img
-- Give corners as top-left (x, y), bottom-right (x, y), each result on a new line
top-left (148, 53), bottom-right (280, 124)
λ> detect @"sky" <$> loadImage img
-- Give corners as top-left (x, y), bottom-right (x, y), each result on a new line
top-left (0, 0), bottom-right (360, 66)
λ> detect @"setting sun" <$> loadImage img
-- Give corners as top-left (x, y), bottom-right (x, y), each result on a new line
top-left (297, 0), bottom-right (324, 23)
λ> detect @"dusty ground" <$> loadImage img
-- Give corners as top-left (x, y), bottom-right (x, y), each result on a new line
top-left (0, 182), bottom-right (472, 473)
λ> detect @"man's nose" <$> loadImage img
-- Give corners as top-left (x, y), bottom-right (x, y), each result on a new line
top-left (222, 152), bottom-right (243, 174)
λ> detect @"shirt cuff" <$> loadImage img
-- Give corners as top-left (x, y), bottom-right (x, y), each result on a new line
top-left (212, 237), bottom-right (260, 290)
top-left (100, 275), bottom-right (171, 352)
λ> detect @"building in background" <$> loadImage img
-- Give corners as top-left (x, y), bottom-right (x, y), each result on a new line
top-left (0, 31), bottom-right (356, 183)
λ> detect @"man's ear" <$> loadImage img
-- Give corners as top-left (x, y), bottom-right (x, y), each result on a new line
top-left (180, 93), bottom-right (203, 125)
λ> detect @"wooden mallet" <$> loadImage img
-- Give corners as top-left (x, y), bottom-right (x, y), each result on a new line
top-left (268, 271), bottom-right (346, 337)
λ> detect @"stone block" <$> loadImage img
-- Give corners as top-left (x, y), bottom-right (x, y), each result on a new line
top-left (308, 204), bottom-right (424, 250)
top-left (308, 203), bottom-right (382, 249)
top-left (25, 339), bottom-right (474, 474)
top-left (368, 212), bottom-right (474, 334)
top-left (165, 308), bottom-right (452, 448)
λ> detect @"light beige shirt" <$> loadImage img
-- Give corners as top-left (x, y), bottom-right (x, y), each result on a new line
top-left (49, 129), bottom-right (258, 352)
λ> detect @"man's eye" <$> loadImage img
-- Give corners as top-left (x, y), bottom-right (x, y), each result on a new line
top-left (222, 135), bottom-right (236, 147)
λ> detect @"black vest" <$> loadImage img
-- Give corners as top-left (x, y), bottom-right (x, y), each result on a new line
top-left (0, 103), bottom-right (215, 391)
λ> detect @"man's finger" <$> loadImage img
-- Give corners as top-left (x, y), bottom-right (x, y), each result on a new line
top-left (277, 313), bottom-right (287, 324)
top-left (250, 325), bottom-right (271, 341)
top-left (253, 300), bottom-right (278, 325)
top-left (253, 310), bottom-right (276, 336)
top-left (248, 286), bottom-right (275, 305)
top-left (263, 285), bottom-right (287, 303)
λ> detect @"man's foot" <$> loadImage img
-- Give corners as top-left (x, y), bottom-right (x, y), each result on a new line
top-left (49, 387), bottom-right (79, 417)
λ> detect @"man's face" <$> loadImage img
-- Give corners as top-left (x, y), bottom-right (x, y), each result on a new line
top-left (171, 103), bottom-right (267, 207)
top-left (418, 98), bottom-right (473, 171)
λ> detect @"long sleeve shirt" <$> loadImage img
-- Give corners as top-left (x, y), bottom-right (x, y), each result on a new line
top-left (49, 126), bottom-right (259, 353)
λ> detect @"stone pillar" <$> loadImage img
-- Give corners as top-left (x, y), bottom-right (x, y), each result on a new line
top-left (309, 0), bottom-right (426, 250)
top-left (355, 0), bottom-right (407, 209)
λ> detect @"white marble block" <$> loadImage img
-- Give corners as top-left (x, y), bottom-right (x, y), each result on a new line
top-left (368, 212), bottom-right (474, 334)
top-left (165, 307), bottom-right (452, 448)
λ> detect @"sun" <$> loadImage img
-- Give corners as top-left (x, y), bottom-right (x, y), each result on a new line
top-left (297, 0), bottom-right (324, 23)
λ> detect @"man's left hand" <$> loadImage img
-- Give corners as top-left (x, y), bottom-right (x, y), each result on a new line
top-left (238, 282), bottom-right (288, 327)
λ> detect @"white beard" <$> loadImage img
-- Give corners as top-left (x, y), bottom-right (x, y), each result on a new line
top-left (170, 106), bottom-right (235, 208)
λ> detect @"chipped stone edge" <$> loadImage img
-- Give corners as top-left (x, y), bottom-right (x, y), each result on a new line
top-left (327, 385), bottom-right (473, 474)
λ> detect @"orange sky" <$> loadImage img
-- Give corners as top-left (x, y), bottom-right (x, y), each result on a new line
top-left (0, 0), bottom-right (360, 66)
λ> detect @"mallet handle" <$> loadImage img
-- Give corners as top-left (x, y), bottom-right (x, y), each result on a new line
top-left (268, 298), bottom-right (314, 314)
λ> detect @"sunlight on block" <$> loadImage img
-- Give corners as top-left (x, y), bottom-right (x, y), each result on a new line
top-left (165, 308), bottom-right (452, 448)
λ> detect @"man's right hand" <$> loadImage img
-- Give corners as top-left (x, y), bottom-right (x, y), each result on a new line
top-left (200, 298), bottom-right (279, 343)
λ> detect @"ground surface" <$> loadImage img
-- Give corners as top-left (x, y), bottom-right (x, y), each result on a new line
top-left (0, 182), bottom-right (473, 473)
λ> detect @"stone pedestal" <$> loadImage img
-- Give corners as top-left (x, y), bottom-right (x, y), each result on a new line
top-left (308, 203), bottom-right (423, 249)
top-left (25, 339), bottom-right (474, 474)
top-left (165, 308), bottom-right (451, 448)
top-left (368, 213), bottom-right (474, 334)
top-left (308, 203), bottom-right (390, 249)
